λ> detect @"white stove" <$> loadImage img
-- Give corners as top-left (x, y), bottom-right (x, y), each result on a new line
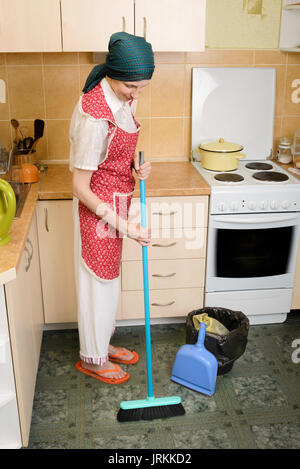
top-left (191, 67), bottom-right (300, 325)
top-left (192, 159), bottom-right (300, 215)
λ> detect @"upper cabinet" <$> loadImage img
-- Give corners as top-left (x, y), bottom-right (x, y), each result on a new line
top-left (61, 0), bottom-right (134, 52)
top-left (134, 0), bottom-right (206, 52)
top-left (0, 0), bottom-right (62, 52)
top-left (61, 0), bottom-right (206, 52)
top-left (279, 0), bottom-right (300, 52)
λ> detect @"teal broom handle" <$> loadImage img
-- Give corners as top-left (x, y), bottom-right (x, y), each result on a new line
top-left (139, 151), bottom-right (154, 399)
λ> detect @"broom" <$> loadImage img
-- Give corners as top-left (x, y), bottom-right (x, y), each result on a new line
top-left (117, 151), bottom-right (185, 422)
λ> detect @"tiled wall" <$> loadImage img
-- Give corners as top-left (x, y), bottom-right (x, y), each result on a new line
top-left (0, 50), bottom-right (299, 162)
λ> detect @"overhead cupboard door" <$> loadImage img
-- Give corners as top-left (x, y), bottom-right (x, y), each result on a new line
top-left (0, 0), bottom-right (62, 52)
top-left (61, 0), bottom-right (134, 51)
top-left (134, 0), bottom-right (206, 52)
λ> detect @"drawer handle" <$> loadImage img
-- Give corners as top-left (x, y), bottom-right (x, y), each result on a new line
top-left (152, 301), bottom-right (175, 307)
top-left (24, 239), bottom-right (33, 272)
top-left (122, 16), bottom-right (126, 32)
top-left (44, 207), bottom-right (49, 232)
top-left (152, 272), bottom-right (176, 278)
top-left (152, 211), bottom-right (178, 216)
top-left (143, 17), bottom-right (147, 40)
top-left (152, 242), bottom-right (177, 248)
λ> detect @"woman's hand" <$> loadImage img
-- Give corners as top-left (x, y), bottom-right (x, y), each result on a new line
top-left (127, 222), bottom-right (151, 246)
top-left (133, 155), bottom-right (151, 180)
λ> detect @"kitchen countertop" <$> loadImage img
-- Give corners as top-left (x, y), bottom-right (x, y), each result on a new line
top-left (0, 162), bottom-right (210, 284)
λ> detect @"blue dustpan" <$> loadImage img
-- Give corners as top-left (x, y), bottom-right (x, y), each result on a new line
top-left (171, 323), bottom-right (218, 396)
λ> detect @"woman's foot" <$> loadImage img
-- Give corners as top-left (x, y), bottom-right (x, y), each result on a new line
top-left (108, 345), bottom-right (134, 362)
top-left (81, 359), bottom-right (128, 379)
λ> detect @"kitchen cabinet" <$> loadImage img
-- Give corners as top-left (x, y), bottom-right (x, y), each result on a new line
top-left (61, 0), bottom-right (206, 52)
top-left (134, 0), bottom-right (206, 52)
top-left (0, 285), bottom-right (22, 449)
top-left (292, 236), bottom-right (300, 309)
top-left (4, 211), bottom-right (44, 447)
top-left (36, 200), bottom-right (77, 323)
top-left (121, 195), bottom-right (208, 319)
top-left (61, 0), bottom-right (134, 52)
top-left (279, 0), bottom-right (300, 52)
top-left (0, 0), bottom-right (62, 53)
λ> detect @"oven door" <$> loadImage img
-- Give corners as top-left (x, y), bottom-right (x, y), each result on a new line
top-left (205, 212), bottom-right (300, 292)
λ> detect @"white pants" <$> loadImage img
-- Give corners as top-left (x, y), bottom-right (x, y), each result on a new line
top-left (73, 197), bottom-right (120, 365)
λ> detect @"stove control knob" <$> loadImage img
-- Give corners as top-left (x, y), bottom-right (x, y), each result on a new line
top-left (218, 202), bottom-right (226, 212)
top-left (270, 200), bottom-right (279, 210)
top-left (281, 200), bottom-right (290, 209)
top-left (260, 200), bottom-right (268, 210)
top-left (248, 200), bottom-right (256, 210)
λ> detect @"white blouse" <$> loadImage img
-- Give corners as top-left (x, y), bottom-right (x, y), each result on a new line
top-left (69, 77), bottom-right (138, 172)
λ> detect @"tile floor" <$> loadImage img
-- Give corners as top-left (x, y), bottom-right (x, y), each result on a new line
top-left (27, 312), bottom-right (300, 449)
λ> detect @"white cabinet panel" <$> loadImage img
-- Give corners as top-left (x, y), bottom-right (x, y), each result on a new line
top-left (0, 0), bottom-right (62, 52)
top-left (61, 0), bottom-right (134, 51)
top-left (135, 0), bottom-right (206, 52)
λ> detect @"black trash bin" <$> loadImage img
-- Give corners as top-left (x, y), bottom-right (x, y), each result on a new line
top-left (186, 307), bottom-right (250, 375)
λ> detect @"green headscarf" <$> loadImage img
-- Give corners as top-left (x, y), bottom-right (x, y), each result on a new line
top-left (82, 32), bottom-right (155, 94)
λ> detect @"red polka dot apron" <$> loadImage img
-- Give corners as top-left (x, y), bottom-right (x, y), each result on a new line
top-left (78, 83), bottom-right (140, 280)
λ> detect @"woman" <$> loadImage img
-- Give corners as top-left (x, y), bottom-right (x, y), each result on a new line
top-left (69, 32), bottom-right (155, 384)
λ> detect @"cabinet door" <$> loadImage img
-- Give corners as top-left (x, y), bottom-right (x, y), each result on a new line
top-left (135, 0), bottom-right (206, 52)
top-left (36, 200), bottom-right (77, 323)
top-left (61, 0), bottom-right (134, 52)
top-left (0, 0), bottom-right (61, 52)
top-left (5, 212), bottom-right (44, 447)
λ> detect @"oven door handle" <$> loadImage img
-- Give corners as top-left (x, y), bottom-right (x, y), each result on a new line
top-left (216, 214), bottom-right (300, 224)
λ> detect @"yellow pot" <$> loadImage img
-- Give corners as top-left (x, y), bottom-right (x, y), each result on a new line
top-left (198, 138), bottom-right (245, 171)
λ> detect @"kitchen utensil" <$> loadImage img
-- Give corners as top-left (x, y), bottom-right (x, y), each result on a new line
top-left (198, 138), bottom-right (245, 171)
top-left (21, 163), bottom-right (39, 183)
top-left (117, 151), bottom-right (185, 422)
top-left (11, 119), bottom-right (23, 145)
top-left (0, 178), bottom-right (16, 246)
top-left (171, 322), bottom-right (218, 396)
top-left (28, 119), bottom-right (44, 154)
top-left (277, 137), bottom-right (293, 164)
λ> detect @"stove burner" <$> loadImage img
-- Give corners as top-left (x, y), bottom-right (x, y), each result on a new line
top-left (214, 173), bottom-right (244, 183)
top-left (246, 162), bottom-right (273, 171)
top-left (253, 171), bottom-right (289, 182)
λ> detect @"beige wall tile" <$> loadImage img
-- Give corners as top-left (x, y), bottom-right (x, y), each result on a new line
top-left (151, 64), bottom-right (185, 117)
top-left (0, 54), bottom-right (5, 66)
top-left (79, 65), bottom-right (96, 92)
top-left (154, 52), bottom-right (185, 64)
top-left (281, 116), bottom-right (300, 141)
top-left (0, 121), bottom-right (12, 149)
top-left (135, 82), bottom-right (151, 118)
top-left (7, 66), bottom-right (44, 119)
top-left (287, 53), bottom-right (300, 65)
top-left (5, 53), bottom-right (42, 65)
top-left (44, 66), bottom-right (79, 119)
top-left (151, 118), bottom-right (184, 159)
top-left (273, 116), bottom-right (282, 153)
top-left (254, 50), bottom-right (287, 65)
top-left (43, 53), bottom-right (79, 65)
top-left (183, 117), bottom-right (191, 160)
top-left (0, 67), bottom-right (9, 120)
top-left (46, 120), bottom-right (70, 160)
top-left (79, 52), bottom-right (97, 64)
top-left (186, 50), bottom-right (254, 65)
top-left (136, 118), bottom-right (150, 159)
top-left (284, 65), bottom-right (300, 116)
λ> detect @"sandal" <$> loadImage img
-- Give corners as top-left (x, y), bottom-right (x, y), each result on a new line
top-left (75, 361), bottom-right (130, 384)
top-left (109, 348), bottom-right (139, 365)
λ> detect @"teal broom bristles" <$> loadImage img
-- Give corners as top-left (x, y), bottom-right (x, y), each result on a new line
top-left (117, 152), bottom-right (185, 422)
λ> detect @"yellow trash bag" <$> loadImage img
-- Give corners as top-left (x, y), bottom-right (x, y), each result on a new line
top-left (192, 313), bottom-right (229, 336)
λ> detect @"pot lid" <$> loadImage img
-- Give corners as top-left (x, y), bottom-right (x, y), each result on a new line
top-left (199, 138), bottom-right (244, 153)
